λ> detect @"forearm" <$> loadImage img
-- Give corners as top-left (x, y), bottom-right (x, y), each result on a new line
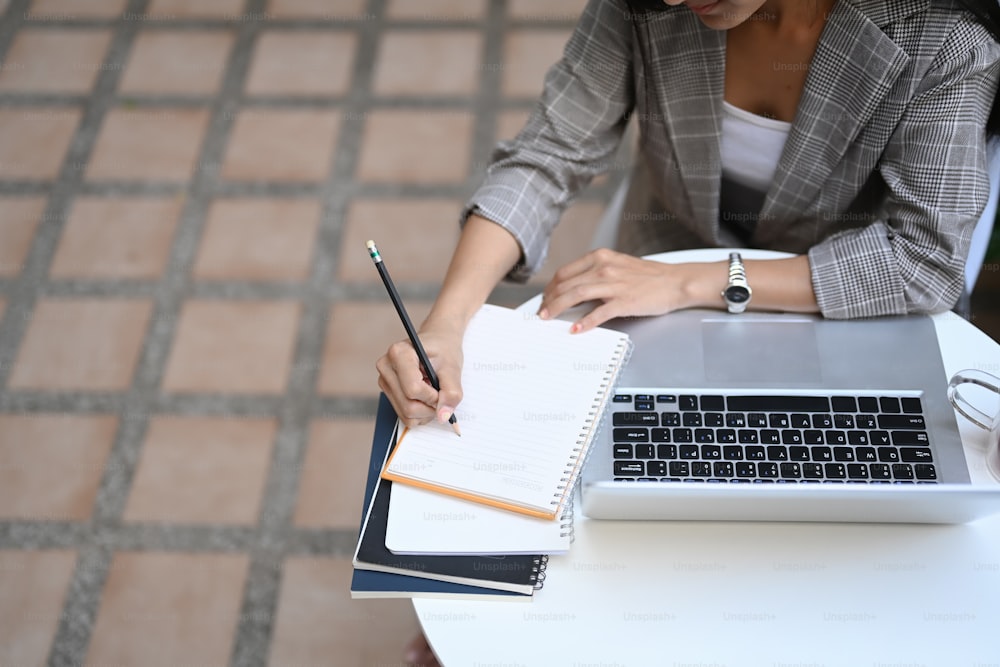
top-left (681, 255), bottom-right (819, 314)
top-left (422, 213), bottom-right (524, 334)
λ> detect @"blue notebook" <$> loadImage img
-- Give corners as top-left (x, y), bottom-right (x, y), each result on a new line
top-left (350, 395), bottom-right (541, 600)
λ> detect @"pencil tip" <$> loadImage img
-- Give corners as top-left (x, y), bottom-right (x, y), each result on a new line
top-left (452, 423), bottom-right (462, 437)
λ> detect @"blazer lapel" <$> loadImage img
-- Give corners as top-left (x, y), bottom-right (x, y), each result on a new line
top-left (755, 0), bottom-right (912, 243)
top-left (644, 10), bottom-right (727, 241)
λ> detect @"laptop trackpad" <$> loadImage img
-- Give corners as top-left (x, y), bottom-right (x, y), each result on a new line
top-left (702, 319), bottom-right (823, 384)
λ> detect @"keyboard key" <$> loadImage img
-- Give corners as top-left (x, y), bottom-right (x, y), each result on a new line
top-left (613, 428), bottom-right (650, 442)
top-left (738, 429), bottom-right (759, 444)
top-left (745, 446), bottom-right (766, 460)
top-left (652, 428), bottom-right (672, 442)
top-left (825, 431), bottom-right (847, 445)
top-left (635, 400), bottom-right (654, 411)
top-left (613, 444), bottom-right (633, 458)
top-left (856, 414), bottom-right (878, 429)
top-left (891, 431), bottom-right (929, 446)
top-left (892, 463), bottom-right (914, 480)
top-left (857, 396), bottom-right (879, 413)
top-left (803, 430), bottom-right (824, 445)
top-left (683, 413), bottom-right (703, 427)
top-left (726, 413), bottom-right (747, 427)
top-left (657, 444), bottom-right (677, 459)
top-left (735, 462), bottom-right (756, 477)
top-left (803, 463), bottom-right (824, 479)
top-left (834, 414), bottom-right (855, 429)
top-left (900, 448), bottom-right (933, 462)
top-left (870, 430), bottom-right (891, 445)
top-left (879, 396), bottom-right (902, 413)
top-left (657, 394), bottom-right (677, 403)
top-left (727, 396), bottom-right (831, 412)
top-left (614, 461), bottom-right (644, 475)
top-left (812, 413), bottom-right (834, 429)
top-left (705, 412), bottom-right (724, 427)
top-left (669, 461), bottom-right (689, 476)
top-left (692, 461), bottom-right (712, 477)
top-left (701, 444), bottom-right (722, 460)
top-left (767, 445), bottom-right (789, 461)
top-left (780, 462), bottom-right (802, 479)
top-left (761, 430), bottom-right (781, 445)
top-left (831, 396), bottom-right (857, 412)
top-left (847, 463), bottom-right (869, 480)
top-left (695, 428), bottom-right (715, 443)
top-left (713, 461), bottom-right (734, 477)
top-left (748, 412), bottom-right (767, 427)
top-left (870, 463), bottom-right (892, 479)
top-left (824, 463), bottom-right (847, 479)
top-left (635, 444), bottom-right (654, 459)
top-left (878, 415), bottom-right (926, 430)
top-left (635, 394), bottom-right (653, 403)
top-left (661, 412), bottom-right (681, 427)
top-left (673, 428), bottom-right (693, 443)
top-left (811, 446), bottom-right (832, 461)
top-left (914, 464), bottom-right (937, 480)
top-left (679, 395), bottom-right (698, 410)
top-left (833, 446), bottom-right (855, 462)
top-left (679, 444), bottom-right (699, 459)
top-left (847, 430), bottom-right (869, 446)
top-left (789, 446), bottom-right (810, 461)
top-left (877, 447), bottom-right (900, 463)
top-left (758, 462), bottom-right (779, 478)
top-left (769, 413), bottom-right (791, 428)
top-left (901, 397), bottom-right (923, 414)
top-left (613, 412), bottom-right (659, 426)
top-left (717, 429), bottom-right (737, 443)
top-left (856, 447), bottom-right (877, 462)
top-left (723, 445), bottom-right (744, 460)
top-left (791, 413), bottom-right (811, 428)
top-left (781, 430), bottom-right (803, 445)
top-left (702, 395), bottom-right (725, 411)
top-left (613, 394), bottom-right (632, 403)
top-left (647, 460), bottom-right (667, 476)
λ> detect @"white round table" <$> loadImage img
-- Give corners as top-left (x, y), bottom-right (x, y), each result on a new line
top-left (414, 250), bottom-right (1000, 667)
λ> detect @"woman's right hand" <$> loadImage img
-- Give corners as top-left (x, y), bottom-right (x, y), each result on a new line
top-left (376, 323), bottom-right (465, 430)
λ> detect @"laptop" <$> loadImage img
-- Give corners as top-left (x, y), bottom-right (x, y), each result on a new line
top-left (579, 309), bottom-right (1000, 523)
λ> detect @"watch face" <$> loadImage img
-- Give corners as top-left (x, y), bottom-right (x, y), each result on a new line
top-left (724, 285), bottom-right (751, 303)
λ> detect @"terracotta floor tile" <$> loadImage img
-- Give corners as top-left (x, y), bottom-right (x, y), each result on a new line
top-left (0, 197), bottom-right (45, 277)
top-left (0, 29), bottom-right (112, 94)
top-left (87, 552), bottom-right (249, 667)
top-left (338, 199), bottom-right (460, 283)
top-left (26, 0), bottom-right (127, 19)
top-left (146, 0), bottom-right (245, 18)
top-left (9, 299), bottom-right (152, 391)
top-left (356, 110), bottom-right (472, 184)
top-left (317, 301), bottom-right (432, 397)
top-left (501, 29), bottom-right (573, 98)
top-left (124, 416), bottom-right (276, 525)
top-left (496, 108), bottom-right (532, 142)
top-left (266, 0), bottom-right (368, 19)
top-left (385, 0), bottom-right (486, 20)
top-left (508, 0), bottom-right (588, 20)
top-left (372, 30), bottom-right (482, 97)
top-left (193, 198), bottom-right (320, 282)
top-left (162, 300), bottom-right (300, 394)
top-left (529, 200), bottom-right (603, 284)
top-left (0, 414), bottom-right (117, 521)
top-left (119, 30), bottom-right (234, 96)
top-left (269, 557), bottom-right (420, 667)
top-left (246, 31), bottom-right (356, 96)
top-left (0, 550), bottom-right (78, 667)
top-left (86, 108), bottom-right (210, 182)
top-left (221, 109), bottom-right (340, 183)
top-left (50, 196), bottom-right (181, 280)
top-left (0, 108), bottom-right (80, 180)
top-left (294, 419), bottom-right (374, 529)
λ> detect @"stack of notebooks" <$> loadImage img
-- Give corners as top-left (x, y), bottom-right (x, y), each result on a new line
top-left (352, 304), bottom-right (632, 601)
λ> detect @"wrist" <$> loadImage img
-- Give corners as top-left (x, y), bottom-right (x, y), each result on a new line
top-left (672, 261), bottom-right (729, 310)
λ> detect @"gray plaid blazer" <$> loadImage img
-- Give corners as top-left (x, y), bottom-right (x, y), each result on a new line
top-left (465, 0), bottom-right (1000, 318)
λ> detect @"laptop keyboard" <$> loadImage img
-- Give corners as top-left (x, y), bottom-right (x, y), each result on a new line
top-left (609, 391), bottom-right (938, 484)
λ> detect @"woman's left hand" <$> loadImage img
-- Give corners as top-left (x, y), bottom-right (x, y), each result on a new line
top-left (538, 248), bottom-right (711, 332)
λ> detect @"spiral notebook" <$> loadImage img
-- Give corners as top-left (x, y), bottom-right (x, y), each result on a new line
top-left (381, 304), bottom-right (632, 520)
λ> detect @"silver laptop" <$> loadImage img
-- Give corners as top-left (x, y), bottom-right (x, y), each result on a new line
top-left (580, 309), bottom-right (1000, 523)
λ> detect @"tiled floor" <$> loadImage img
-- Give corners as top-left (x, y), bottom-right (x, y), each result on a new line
top-left (0, 1), bottom-right (607, 666)
top-left (2, 2), bottom-right (999, 666)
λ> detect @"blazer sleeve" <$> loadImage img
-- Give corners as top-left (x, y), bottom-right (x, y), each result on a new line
top-left (808, 33), bottom-right (1000, 319)
top-left (462, 0), bottom-right (636, 282)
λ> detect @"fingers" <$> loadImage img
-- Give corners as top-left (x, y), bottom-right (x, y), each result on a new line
top-left (376, 340), bottom-right (439, 429)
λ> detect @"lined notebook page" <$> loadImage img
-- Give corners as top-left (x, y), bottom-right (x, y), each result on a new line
top-left (382, 304), bottom-right (630, 519)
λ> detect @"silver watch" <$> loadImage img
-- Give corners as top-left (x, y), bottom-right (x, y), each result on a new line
top-left (722, 252), bottom-right (752, 314)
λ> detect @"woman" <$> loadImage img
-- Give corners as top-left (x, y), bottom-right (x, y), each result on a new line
top-left (396, 0), bottom-right (1000, 664)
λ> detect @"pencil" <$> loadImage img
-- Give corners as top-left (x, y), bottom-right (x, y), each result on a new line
top-left (367, 240), bottom-right (461, 436)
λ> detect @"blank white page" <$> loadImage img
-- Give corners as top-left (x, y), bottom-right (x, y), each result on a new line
top-left (382, 304), bottom-right (630, 519)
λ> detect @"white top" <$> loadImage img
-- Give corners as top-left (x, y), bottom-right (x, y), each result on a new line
top-left (720, 100), bottom-right (792, 192)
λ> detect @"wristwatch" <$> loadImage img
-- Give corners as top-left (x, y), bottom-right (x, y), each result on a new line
top-left (722, 252), bottom-right (752, 314)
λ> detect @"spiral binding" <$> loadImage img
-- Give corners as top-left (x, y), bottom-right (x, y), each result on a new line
top-left (530, 555), bottom-right (549, 590)
top-left (549, 336), bottom-right (636, 540)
